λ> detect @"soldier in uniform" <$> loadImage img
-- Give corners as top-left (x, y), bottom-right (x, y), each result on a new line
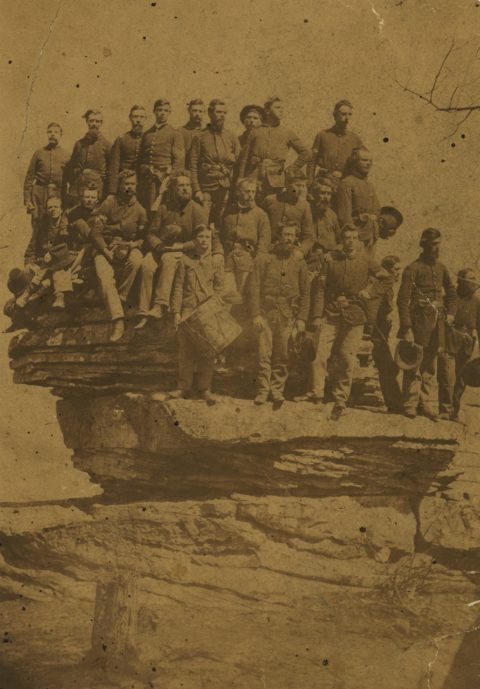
top-left (90, 171), bottom-right (147, 341)
top-left (246, 220), bottom-right (310, 407)
top-left (263, 170), bottom-right (314, 257)
top-left (135, 171), bottom-right (210, 328)
top-left (396, 228), bottom-right (456, 419)
top-left (309, 224), bottom-right (387, 419)
top-left (190, 99), bottom-right (240, 229)
top-left (309, 178), bottom-right (341, 255)
top-left (68, 109), bottom-right (111, 205)
top-left (237, 96), bottom-right (311, 203)
top-left (336, 147), bottom-right (380, 254)
top-left (23, 122), bottom-right (69, 231)
top-left (222, 177), bottom-right (271, 294)
top-left (137, 98), bottom-right (185, 215)
top-left (439, 268), bottom-right (480, 421)
top-left (170, 224), bottom-right (224, 404)
top-left (238, 104), bottom-right (265, 149)
top-left (179, 99), bottom-right (206, 170)
top-left (306, 99), bottom-right (363, 185)
top-left (107, 105), bottom-right (147, 197)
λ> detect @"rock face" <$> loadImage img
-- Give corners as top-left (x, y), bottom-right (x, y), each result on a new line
top-left (2, 315), bottom-right (480, 689)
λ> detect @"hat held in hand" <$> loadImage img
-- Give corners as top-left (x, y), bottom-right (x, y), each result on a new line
top-left (461, 357), bottom-right (480, 387)
top-left (395, 339), bottom-right (423, 371)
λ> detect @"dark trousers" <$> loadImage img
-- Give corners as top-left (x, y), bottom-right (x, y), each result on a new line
top-left (438, 349), bottom-right (473, 417)
top-left (372, 336), bottom-right (402, 411)
top-left (177, 329), bottom-right (215, 393)
top-left (203, 188), bottom-right (229, 229)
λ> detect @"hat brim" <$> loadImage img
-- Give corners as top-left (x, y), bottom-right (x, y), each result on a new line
top-left (394, 340), bottom-right (423, 371)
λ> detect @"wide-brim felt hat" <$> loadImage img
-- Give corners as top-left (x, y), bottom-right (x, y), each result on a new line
top-left (461, 357), bottom-right (480, 387)
top-left (7, 268), bottom-right (32, 296)
top-left (46, 243), bottom-right (76, 271)
top-left (395, 339), bottom-right (423, 371)
top-left (379, 206), bottom-right (403, 227)
top-left (289, 329), bottom-right (317, 362)
top-left (239, 104), bottom-right (266, 124)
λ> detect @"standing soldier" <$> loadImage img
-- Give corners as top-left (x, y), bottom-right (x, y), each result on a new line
top-left (23, 122), bottom-right (69, 229)
top-left (309, 178), bottom-right (341, 255)
top-left (170, 224), bottom-right (224, 404)
top-left (246, 220), bottom-right (310, 407)
top-left (309, 225), bottom-right (387, 418)
top-left (190, 99), bottom-right (240, 228)
top-left (107, 105), bottom-right (147, 197)
top-left (336, 147), bottom-right (380, 253)
top-left (237, 96), bottom-right (311, 202)
top-left (306, 99), bottom-right (363, 185)
top-left (439, 268), bottom-right (480, 421)
top-left (263, 170), bottom-right (313, 257)
top-left (222, 178), bottom-right (271, 294)
top-left (137, 98), bottom-right (185, 215)
top-left (90, 171), bottom-right (147, 341)
top-left (238, 104), bottom-right (265, 148)
top-left (179, 99), bottom-right (206, 170)
top-left (396, 228), bottom-right (456, 420)
top-left (68, 109), bottom-right (111, 205)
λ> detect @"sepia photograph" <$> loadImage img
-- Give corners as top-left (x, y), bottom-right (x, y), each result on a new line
top-left (1, 0), bottom-right (480, 687)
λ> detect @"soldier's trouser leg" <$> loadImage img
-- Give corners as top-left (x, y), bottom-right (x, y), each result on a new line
top-left (418, 336), bottom-right (438, 411)
top-left (117, 248), bottom-right (143, 302)
top-left (311, 321), bottom-right (337, 398)
top-left (270, 317), bottom-right (294, 400)
top-left (177, 330), bottom-right (195, 393)
top-left (402, 333), bottom-right (437, 413)
top-left (452, 350), bottom-right (471, 416)
top-left (94, 255), bottom-right (123, 321)
top-left (372, 337), bottom-right (402, 411)
top-left (330, 323), bottom-right (364, 408)
top-left (51, 269), bottom-right (73, 295)
top-left (137, 253), bottom-right (159, 316)
top-left (204, 188), bottom-right (229, 229)
top-left (256, 320), bottom-right (273, 396)
top-left (196, 350), bottom-right (215, 392)
top-left (437, 352), bottom-right (456, 415)
top-left (152, 252), bottom-right (183, 309)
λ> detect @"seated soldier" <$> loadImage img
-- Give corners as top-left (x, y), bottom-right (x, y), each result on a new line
top-left (245, 220), bottom-right (310, 407)
top-left (170, 224), bottom-right (224, 403)
top-left (222, 177), bottom-right (271, 296)
top-left (90, 170), bottom-right (147, 341)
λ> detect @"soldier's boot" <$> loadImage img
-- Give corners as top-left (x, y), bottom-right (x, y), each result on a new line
top-left (200, 389), bottom-right (216, 406)
top-left (110, 318), bottom-right (125, 342)
top-left (52, 293), bottom-right (66, 310)
top-left (134, 317), bottom-right (149, 330)
top-left (417, 404), bottom-right (438, 422)
top-left (330, 404), bottom-right (345, 422)
top-left (148, 304), bottom-right (167, 320)
top-left (254, 391), bottom-right (269, 405)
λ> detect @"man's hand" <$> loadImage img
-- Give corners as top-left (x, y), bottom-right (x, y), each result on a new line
top-left (25, 202), bottom-right (35, 214)
top-left (446, 313), bottom-right (455, 326)
top-left (103, 248), bottom-right (114, 264)
top-left (194, 191), bottom-right (204, 204)
top-left (311, 317), bottom-right (322, 332)
top-left (171, 242), bottom-right (184, 251)
top-left (358, 288), bottom-right (371, 301)
top-left (173, 313), bottom-right (181, 330)
top-left (404, 328), bottom-right (414, 343)
top-left (295, 319), bottom-right (306, 333)
top-left (253, 315), bottom-right (266, 332)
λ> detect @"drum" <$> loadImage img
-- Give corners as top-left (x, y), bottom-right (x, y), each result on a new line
top-left (178, 295), bottom-right (243, 355)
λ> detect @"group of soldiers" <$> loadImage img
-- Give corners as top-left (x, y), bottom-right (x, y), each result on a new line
top-left (7, 96), bottom-right (479, 421)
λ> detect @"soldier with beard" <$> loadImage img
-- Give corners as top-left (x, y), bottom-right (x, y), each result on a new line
top-left (246, 220), bottom-right (310, 407)
top-left (397, 228), bottom-right (457, 420)
top-left (179, 99), bottom-right (206, 170)
top-left (135, 171), bottom-right (211, 328)
top-left (23, 122), bottom-right (69, 229)
top-left (107, 105), bottom-right (147, 197)
top-left (222, 177), bottom-right (271, 294)
top-left (67, 109), bottom-right (111, 205)
top-left (237, 96), bottom-right (311, 202)
top-left (90, 171), bottom-right (147, 341)
top-left (439, 268), bottom-right (480, 421)
top-left (263, 171), bottom-right (314, 257)
top-left (190, 99), bottom-right (240, 229)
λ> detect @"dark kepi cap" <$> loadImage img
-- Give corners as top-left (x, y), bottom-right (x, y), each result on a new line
top-left (461, 357), bottom-right (480, 387)
top-left (420, 227), bottom-right (442, 246)
top-left (7, 268), bottom-right (32, 296)
top-left (395, 340), bottom-right (423, 371)
top-left (239, 104), bottom-right (266, 124)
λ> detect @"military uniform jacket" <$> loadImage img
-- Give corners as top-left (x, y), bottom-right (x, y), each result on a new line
top-left (23, 145), bottom-right (70, 205)
top-left (107, 130), bottom-right (143, 194)
top-left (311, 206), bottom-right (341, 253)
top-left (397, 255), bottom-right (456, 339)
top-left (24, 214), bottom-right (70, 265)
top-left (221, 204), bottom-right (271, 256)
top-left (311, 248), bottom-right (381, 321)
top-left (90, 195), bottom-right (147, 250)
top-left (247, 245), bottom-right (310, 322)
top-left (190, 125), bottom-right (240, 193)
top-left (263, 192), bottom-right (314, 256)
top-left (238, 123), bottom-right (311, 183)
top-left (68, 133), bottom-right (111, 197)
top-left (171, 250), bottom-right (224, 317)
top-left (147, 199), bottom-right (212, 253)
top-left (179, 123), bottom-right (206, 170)
top-left (454, 293), bottom-right (480, 337)
top-left (336, 172), bottom-right (380, 241)
top-left (138, 124), bottom-right (185, 171)
top-left (306, 127), bottom-right (363, 181)
top-left (64, 203), bottom-right (98, 250)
